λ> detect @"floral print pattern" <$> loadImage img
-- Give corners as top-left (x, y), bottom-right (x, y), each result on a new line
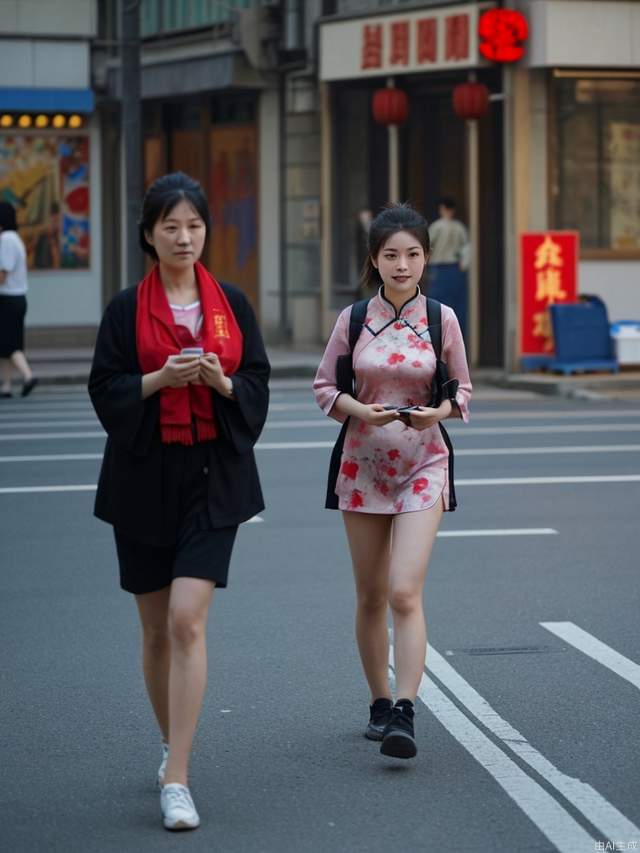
top-left (314, 287), bottom-right (472, 514)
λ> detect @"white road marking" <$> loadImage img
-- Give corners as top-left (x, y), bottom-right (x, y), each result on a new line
top-left (0, 410), bottom-right (94, 419)
top-left (456, 444), bottom-right (640, 457)
top-left (0, 485), bottom-right (97, 493)
top-left (0, 453), bottom-right (103, 463)
top-left (388, 647), bottom-right (597, 852)
top-left (437, 528), bottom-right (557, 537)
top-left (0, 419), bottom-right (98, 428)
top-left (2, 423), bottom-right (640, 442)
top-left (0, 432), bottom-right (104, 441)
top-left (256, 441), bottom-right (334, 450)
top-left (2, 476), bottom-right (640, 493)
top-left (261, 420), bottom-right (640, 434)
top-left (425, 645), bottom-right (640, 843)
top-left (265, 404), bottom-right (640, 421)
top-left (2, 444), bottom-right (640, 461)
top-left (540, 622), bottom-right (640, 692)
top-left (457, 475), bottom-right (640, 486)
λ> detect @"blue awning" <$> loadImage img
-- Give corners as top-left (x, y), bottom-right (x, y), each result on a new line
top-left (0, 88), bottom-right (95, 114)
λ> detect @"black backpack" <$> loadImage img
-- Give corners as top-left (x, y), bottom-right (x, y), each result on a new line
top-left (327, 297), bottom-right (458, 511)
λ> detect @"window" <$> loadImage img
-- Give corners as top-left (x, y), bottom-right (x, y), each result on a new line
top-left (140, 0), bottom-right (253, 37)
top-left (551, 73), bottom-right (640, 257)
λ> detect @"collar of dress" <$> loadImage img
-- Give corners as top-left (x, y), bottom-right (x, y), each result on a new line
top-left (374, 285), bottom-right (422, 320)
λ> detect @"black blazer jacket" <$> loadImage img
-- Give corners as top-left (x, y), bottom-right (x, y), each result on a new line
top-left (88, 281), bottom-right (270, 546)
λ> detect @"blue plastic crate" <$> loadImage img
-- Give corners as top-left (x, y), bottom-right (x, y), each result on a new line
top-left (548, 297), bottom-right (618, 375)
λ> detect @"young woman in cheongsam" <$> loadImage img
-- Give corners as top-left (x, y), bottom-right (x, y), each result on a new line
top-left (314, 203), bottom-right (471, 760)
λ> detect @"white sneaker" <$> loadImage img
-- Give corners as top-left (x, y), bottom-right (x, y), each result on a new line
top-left (157, 742), bottom-right (169, 788)
top-left (160, 783), bottom-right (200, 831)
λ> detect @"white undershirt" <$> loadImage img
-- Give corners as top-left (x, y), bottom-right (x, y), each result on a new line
top-left (0, 230), bottom-right (28, 296)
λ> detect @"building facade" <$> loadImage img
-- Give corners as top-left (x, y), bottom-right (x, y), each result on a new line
top-left (0, 0), bottom-right (100, 346)
top-left (2, 0), bottom-right (638, 368)
top-left (314, 0), bottom-right (640, 368)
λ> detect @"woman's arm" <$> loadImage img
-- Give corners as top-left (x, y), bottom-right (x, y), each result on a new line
top-left (441, 305), bottom-right (472, 422)
top-left (313, 308), bottom-right (351, 423)
top-left (211, 286), bottom-right (270, 454)
top-left (88, 291), bottom-right (159, 455)
top-left (313, 307), bottom-right (399, 427)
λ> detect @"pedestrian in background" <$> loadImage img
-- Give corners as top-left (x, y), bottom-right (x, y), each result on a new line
top-left (427, 196), bottom-right (470, 341)
top-left (0, 201), bottom-right (38, 398)
top-left (314, 203), bottom-right (471, 760)
top-left (89, 172), bottom-right (270, 831)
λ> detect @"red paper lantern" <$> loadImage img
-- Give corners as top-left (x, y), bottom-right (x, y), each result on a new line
top-left (479, 9), bottom-right (529, 63)
top-left (452, 82), bottom-right (490, 120)
top-left (372, 87), bottom-right (409, 125)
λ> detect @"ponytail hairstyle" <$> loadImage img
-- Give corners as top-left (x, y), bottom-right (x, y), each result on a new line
top-left (359, 202), bottom-right (430, 291)
top-left (138, 172), bottom-right (211, 259)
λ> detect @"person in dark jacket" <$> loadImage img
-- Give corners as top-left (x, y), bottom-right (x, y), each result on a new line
top-left (88, 172), bottom-right (270, 832)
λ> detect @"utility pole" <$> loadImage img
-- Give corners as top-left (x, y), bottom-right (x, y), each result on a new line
top-left (121, 0), bottom-right (144, 286)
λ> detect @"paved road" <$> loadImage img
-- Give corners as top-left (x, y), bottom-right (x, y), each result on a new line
top-left (1, 383), bottom-right (639, 853)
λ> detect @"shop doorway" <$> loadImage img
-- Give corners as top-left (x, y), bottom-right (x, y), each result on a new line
top-left (404, 73), bottom-right (504, 367)
top-left (141, 95), bottom-right (260, 315)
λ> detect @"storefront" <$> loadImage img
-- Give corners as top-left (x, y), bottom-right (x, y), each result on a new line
top-left (106, 37), bottom-right (281, 336)
top-left (520, 0), bottom-right (640, 327)
top-left (319, 0), bottom-right (640, 370)
top-left (141, 92), bottom-right (261, 312)
top-left (0, 89), bottom-right (101, 345)
top-left (319, 2), bottom-right (507, 367)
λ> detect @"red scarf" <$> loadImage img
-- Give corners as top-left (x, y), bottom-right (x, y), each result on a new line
top-left (136, 262), bottom-right (243, 445)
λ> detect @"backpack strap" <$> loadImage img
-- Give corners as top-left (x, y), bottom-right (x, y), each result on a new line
top-left (426, 296), bottom-right (458, 511)
top-left (426, 297), bottom-right (442, 360)
top-left (348, 298), bottom-right (370, 352)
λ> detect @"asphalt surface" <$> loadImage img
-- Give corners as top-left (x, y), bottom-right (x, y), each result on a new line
top-left (1, 383), bottom-right (639, 853)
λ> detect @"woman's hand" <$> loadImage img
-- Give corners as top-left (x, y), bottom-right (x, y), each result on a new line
top-left (199, 353), bottom-right (234, 398)
top-left (358, 403), bottom-right (401, 427)
top-left (160, 354), bottom-right (201, 388)
top-left (407, 399), bottom-right (452, 431)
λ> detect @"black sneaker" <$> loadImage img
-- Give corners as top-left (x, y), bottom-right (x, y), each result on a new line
top-left (365, 697), bottom-right (393, 741)
top-left (21, 378), bottom-right (38, 398)
top-left (380, 699), bottom-right (416, 758)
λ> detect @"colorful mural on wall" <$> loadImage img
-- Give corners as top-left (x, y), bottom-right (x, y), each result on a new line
top-left (0, 134), bottom-right (90, 270)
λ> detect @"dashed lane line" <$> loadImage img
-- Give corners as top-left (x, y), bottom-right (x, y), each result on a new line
top-left (2, 444), bottom-right (640, 462)
top-left (3, 423), bottom-right (640, 441)
top-left (2, 477), bottom-right (640, 493)
top-left (540, 622), bottom-right (640, 692)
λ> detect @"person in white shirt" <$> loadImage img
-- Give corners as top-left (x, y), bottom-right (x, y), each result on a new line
top-left (427, 197), bottom-right (470, 342)
top-left (0, 202), bottom-right (37, 398)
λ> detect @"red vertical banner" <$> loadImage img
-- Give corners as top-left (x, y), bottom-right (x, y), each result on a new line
top-left (520, 232), bottom-right (579, 363)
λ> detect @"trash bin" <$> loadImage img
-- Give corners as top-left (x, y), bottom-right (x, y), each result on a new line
top-left (610, 321), bottom-right (640, 366)
top-left (548, 296), bottom-right (618, 374)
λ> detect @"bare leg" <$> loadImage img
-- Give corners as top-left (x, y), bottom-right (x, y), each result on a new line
top-left (388, 502), bottom-right (443, 701)
top-left (10, 351), bottom-right (32, 383)
top-left (342, 511), bottom-right (393, 702)
top-left (135, 586), bottom-right (171, 741)
top-left (163, 577), bottom-right (215, 787)
top-left (0, 358), bottom-right (11, 393)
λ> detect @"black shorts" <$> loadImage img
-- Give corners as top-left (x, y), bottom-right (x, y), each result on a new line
top-left (114, 517), bottom-right (238, 595)
top-left (0, 294), bottom-right (26, 358)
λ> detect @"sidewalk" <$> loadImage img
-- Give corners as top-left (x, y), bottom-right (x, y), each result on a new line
top-left (9, 346), bottom-right (640, 400)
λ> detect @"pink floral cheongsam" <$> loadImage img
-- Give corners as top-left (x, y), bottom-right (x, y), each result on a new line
top-left (313, 287), bottom-right (472, 514)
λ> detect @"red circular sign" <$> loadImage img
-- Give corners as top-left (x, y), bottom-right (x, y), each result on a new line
top-left (479, 9), bottom-right (529, 63)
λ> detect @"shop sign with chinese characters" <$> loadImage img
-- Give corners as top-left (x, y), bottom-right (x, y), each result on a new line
top-left (520, 232), bottom-right (579, 360)
top-left (320, 3), bottom-right (487, 81)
